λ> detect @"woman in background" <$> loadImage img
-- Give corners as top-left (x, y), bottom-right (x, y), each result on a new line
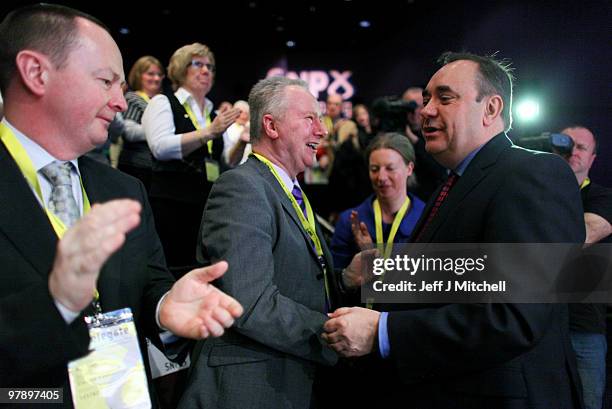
top-left (142, 43), bottom-right (239, 277)
top-left (117, 55), bottom-right (164, 191)
top-left (331, 132), bottom-right (425, 269)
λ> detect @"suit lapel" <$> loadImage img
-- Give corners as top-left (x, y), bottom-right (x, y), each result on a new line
top-left (252, 160), bottom-right (327, 268)
top-left (0, 143), bottom-right (58, 278)
top-left (418, 133), bottom-right (512, 242)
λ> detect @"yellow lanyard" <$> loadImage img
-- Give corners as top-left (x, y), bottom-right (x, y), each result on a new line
top-left (183, 101), bottom-right (213, 155)
top-left (366, 197), bottom-right (409, 309)
top-left (251, 152), bottom-right (331, 306)
top-left (580, 177), bottom-right (591, 190)
top-left (135, 91), bottom-right (151, 103)
top-left (373, 197), bottom-right (410, 259)
top-left (1, 123), bottom-right (99, 309)
top-left (0, 123), bottom-right (91, 238)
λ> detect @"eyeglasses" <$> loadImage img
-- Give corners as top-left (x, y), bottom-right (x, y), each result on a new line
top-left (187, 60), bottom-right (216, 72)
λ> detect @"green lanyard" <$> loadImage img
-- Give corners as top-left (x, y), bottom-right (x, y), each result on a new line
top-left (0, 123), bottom-right (91, 238)
top-left (251, 152), bottom-right (331, 306)
top-left (373, 197), bottom-right (410, 259)
top-left (367, 196), bottom-right (410, 309)
top-left (182, 101), bottom-right (213, 155)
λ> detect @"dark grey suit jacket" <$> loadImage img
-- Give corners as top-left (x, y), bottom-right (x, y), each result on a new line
top-left (0, 142), bottom-right (175, 407)
top-left (179, 157), bottom-right (337, 409)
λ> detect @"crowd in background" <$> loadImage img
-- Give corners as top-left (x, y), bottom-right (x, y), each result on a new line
top-left (2, 5), bottom-right (610, 407)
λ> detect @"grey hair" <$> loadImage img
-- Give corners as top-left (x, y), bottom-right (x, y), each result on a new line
top-left (248, 76), bottom-right (310, 143)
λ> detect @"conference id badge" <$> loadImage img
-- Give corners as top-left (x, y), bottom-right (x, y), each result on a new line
top-left (68, 308), bottom-right (151, 409)
top-left (205, 159), bottom-right (220, 182)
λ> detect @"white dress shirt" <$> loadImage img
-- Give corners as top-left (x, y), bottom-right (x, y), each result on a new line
top-left (222, 122), bottom-right (251, 165)
top-left (142, 87), bottom-right (213, 161)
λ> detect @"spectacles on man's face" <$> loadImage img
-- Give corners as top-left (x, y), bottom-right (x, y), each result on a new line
top-left (187, 60), bottom-right (215, 73)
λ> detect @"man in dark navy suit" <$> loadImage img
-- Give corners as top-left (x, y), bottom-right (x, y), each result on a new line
top-left (323, 52), bottom-right (585, 409)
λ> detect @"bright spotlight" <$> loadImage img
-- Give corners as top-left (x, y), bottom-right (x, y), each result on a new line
top-left (515, 99), bottom-right (540, 122)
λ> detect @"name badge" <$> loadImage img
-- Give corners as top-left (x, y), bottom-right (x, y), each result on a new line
top-left (205, 159), bottom-right (220, 182)
top-left (68, 308), bottom-right (151, 409)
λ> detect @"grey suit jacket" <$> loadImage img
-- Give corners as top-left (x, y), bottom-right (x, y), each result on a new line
top-left (179, 157), bottom-right (337, 409)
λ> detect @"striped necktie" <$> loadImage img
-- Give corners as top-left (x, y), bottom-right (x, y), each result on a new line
top-left (413, 173), bottom-right (458, 242)
top-left (291, 183), bottom-right (308, 219)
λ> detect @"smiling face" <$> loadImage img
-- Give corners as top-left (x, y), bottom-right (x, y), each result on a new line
top-left (140, 63), bottom-right (163, 96)
top-left (420, 60), bottom-right (491, 169)
top-left (273, 86), bottom-right (327, 177)
top-left (45, 17), bottom-right (126, 157)
top-left (369, 148), bottom-right (413, 202)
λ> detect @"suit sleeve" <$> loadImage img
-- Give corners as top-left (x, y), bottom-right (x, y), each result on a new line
top-left (330, 210), bottom-right (357, 270)
top-left (387, 152), bottom-right (585, 382)
top-left (199, 171), bottom-right (336, 365)
top-left (0, 281), bottom-right (91, 386)
top-left (136, 180), bottom-right (176, 347)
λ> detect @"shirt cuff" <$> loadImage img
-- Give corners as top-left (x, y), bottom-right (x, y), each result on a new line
top-left (378, 311), bottom-right (391, 358)
top-left (156, 291), bottom-right (171, 331)
top-left (54, 300), bottom-right (80, 324)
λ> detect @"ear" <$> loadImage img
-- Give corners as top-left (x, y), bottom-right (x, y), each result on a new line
top-left (15, 50), bottom-right (51, 97)
top-left (262, 113), bottom-right (280, 140)
top-left (406, 161), bottom-right (415, 176)
top-left (483, 95), bottom-right (503, 127)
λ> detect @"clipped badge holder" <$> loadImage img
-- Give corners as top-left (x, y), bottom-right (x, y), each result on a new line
top-left (205, 159), bottom-right (220, 182)
top-left (68, 308), bottom-right (151, 409)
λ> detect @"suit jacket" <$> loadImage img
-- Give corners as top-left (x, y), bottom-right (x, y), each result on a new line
top-left (384, 133), bottom-right (585, 409)
top-left (179, 157), bottom-right (338, 409)
top-left (0, 142), bottom-right (175, 407)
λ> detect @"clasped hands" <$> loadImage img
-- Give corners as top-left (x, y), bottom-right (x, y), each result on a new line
top-left (49, 199), bottom-right (243, 340)
top-left (321, 250), bottom-right (380, 358)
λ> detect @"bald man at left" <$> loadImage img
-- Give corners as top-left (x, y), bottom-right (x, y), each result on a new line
top-left (0, 4), bottom-right (242, 407)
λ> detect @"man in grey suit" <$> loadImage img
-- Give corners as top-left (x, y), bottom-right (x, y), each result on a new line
top-left (179, 77), bottom-right (340, 409)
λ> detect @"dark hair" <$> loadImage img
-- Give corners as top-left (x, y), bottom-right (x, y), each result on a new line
top-left (0, 3), bottom-right (108, 94)
top-left (365, 132), bottom-right (416, 165)
top-left (438, 51), bottom-right (515, 132)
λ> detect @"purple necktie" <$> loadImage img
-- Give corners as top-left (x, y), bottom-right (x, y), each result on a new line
top-left (291, 184), bottom-right (308, 219)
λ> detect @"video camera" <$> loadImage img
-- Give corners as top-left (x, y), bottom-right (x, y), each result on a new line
top-left (370, 96), bottom-right (417, 133)
top-left (514, 132), bottom-right (574, 157)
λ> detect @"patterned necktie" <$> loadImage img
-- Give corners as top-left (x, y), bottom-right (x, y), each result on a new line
top-left (291, 184), bottom-right (308, 219)
top-left (413, 173), bottom-right (459, 242)
top-left (40, 161), bottom-right (80, 228)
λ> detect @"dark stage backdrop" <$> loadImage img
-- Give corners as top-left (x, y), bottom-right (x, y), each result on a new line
top-left (1, 0), bottom-right (610, 185)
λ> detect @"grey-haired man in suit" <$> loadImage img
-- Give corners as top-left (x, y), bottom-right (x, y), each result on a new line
top-left (179, 76), bottom-right (351, 409)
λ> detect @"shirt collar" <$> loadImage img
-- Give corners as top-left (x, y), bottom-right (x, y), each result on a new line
top-left (2, 119), bottom-right (80, 174)
top-left (175, 87), bottom-right (214, 113)
top-left (269, 160), bottom-right (299, 192)
top-left (453, 144), bottom-right (484, 176)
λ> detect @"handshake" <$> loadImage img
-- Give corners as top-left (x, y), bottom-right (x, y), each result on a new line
top-left (321, 250), bottom-right (381, 358)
